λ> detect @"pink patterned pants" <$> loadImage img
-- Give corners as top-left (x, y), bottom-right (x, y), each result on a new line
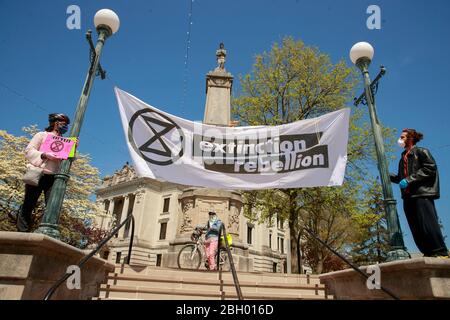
top-left (205, 237), bottom-right (218, 270)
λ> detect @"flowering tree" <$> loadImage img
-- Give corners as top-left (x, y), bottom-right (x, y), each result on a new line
top-left (0, 126), bottom-right (107, 248)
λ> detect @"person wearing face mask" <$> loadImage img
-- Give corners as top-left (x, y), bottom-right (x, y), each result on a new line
top-left (390, 128), bottom-right (448, 258)
top-left (191, 211), bottom-right (223, 270)
top-left (203, 211), bottom-right (223, 270)
top-left (16, 113), bottom-right (71, 232)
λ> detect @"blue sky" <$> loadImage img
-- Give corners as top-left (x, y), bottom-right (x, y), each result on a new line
top-left (1, 0), bottom-right (449, 254)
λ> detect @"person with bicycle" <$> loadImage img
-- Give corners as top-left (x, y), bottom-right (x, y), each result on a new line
top-left (192, 211), bottom-right (223, 271)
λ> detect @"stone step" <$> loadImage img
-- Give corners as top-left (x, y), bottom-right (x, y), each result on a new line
top-left (96, 264), bottom-right (332, 300)
top-left (98, 284), bottom-right (329, 300)
top-left (91, 296), bottom-right (141, 301)
top-left (114, 264), bottom-right (319, 278)
top-left (112, 265), bottom-right (321, 285)
top-left (98, 285), bottom-right (220, 300)
top-left (105, 276), bottom-right (324, 296)
top-left (106, 274), bottom-right (325, 295)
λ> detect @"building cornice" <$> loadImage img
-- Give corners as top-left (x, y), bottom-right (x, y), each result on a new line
top-left (96, 176), bottom-right (189, 198)
top-left (179, 187), bottom-right (242, 203)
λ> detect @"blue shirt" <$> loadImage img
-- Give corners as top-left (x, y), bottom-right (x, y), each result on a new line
top-left (205, 219), bottom-right (222, 240)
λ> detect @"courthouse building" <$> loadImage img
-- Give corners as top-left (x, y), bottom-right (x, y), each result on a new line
top-left (95, 44), bottom-right (291, 273)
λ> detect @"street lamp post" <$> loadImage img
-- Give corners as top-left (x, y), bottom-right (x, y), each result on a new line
top-left (35, 9), bottom-right (120, 239)
top-left (350, 42), bottom-right (410, 261)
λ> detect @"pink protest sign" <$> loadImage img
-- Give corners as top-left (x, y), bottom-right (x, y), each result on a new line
top-left (39, 134), bottom-right (75, 160)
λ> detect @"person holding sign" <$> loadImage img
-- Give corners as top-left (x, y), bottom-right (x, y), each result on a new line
top-left (17, 113), bottom-right (71, 232)
top-left (39, 134), bottom-right (76, 160)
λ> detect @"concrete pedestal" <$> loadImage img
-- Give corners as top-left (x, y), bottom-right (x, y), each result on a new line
top-left (0, 231), bottom-right (114, 300)
top-left (319, 257), bottom-right (450, 300)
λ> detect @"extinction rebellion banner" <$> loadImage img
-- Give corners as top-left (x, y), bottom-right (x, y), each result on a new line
top-left (115, 87), bottom-right (350, 190)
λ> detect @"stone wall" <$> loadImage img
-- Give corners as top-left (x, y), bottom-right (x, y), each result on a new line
top-left (0, 232), bottom-right (114, 300)
top-left (319, 257), bottom-right (450, 300)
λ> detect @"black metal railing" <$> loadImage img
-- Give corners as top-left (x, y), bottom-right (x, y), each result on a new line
top-left (302, 226), bottom-right (399, 300)
top-left (43, 214), bottom-right (135, 300)
top-left (218, 224), bottom-right (243, 300)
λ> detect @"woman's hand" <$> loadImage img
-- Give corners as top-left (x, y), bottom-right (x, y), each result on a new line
top-left (42, 152), bottom-right (59, 161)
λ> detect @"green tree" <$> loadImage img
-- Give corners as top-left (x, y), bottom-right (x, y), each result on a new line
top-left (0, 126), bottom-right (106, 248)
top-left (350, 181), bottom-right (391, 265)
top-left (233, 37), bottom-right (395, 273)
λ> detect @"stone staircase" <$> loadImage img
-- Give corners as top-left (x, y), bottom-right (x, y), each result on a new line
top-left (94, 264), bottom-right (332, 300)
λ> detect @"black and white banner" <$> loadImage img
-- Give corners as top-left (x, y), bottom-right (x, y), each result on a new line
top-left (115, 87), bottom-right (350, 190)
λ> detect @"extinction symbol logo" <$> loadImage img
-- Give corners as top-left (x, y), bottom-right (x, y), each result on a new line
top-left (50, 140), bottom-right (65, 152)
top-left (128, 109), bottom-right (185, 166)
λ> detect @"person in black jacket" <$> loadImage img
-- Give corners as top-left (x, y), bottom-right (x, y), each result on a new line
top-left (390, 128), bottom-right (448, 258)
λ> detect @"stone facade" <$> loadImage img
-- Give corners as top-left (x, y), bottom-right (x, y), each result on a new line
top-left (95, 163), bottom-right (289, 273)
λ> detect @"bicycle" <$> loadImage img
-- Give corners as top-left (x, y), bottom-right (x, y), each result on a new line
top-left (177, 227), bottom-right (231, 271)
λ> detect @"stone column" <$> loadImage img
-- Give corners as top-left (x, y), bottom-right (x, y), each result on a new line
top-left (203, 43), bottom-right (233, 126)
top-left (105, 198), bottom-right (115, 229)
top-left (179, 198), bottom-right (194, 234)
top-left (132, 187), bottom-right (146, 239)
top-left (95, 200), bottom-right (107, 230)
top-left (124, 194), bottom-right (135, 238)
top-left (118, 195), bottom-right (130, 238)
top-left (108, 198), bottom-right (115, 216)
top-left (228, 200), bottom-right (241, 237)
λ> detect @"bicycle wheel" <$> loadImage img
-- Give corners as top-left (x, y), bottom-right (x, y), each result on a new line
top-left (177, 244), bottom-right (202, 269)
top-left (219, 248), bottom-right (230, 272)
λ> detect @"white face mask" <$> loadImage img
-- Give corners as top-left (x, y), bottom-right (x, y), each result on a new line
top-left (209, 216), bottom-right (217, 223)
top-left (397, 138), bottom-right (405, 148)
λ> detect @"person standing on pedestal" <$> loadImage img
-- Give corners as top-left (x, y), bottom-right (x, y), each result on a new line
top-left (390, 128), bottom-right (448, 258)
top-left (16, 113), bottom-right (70, 232)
